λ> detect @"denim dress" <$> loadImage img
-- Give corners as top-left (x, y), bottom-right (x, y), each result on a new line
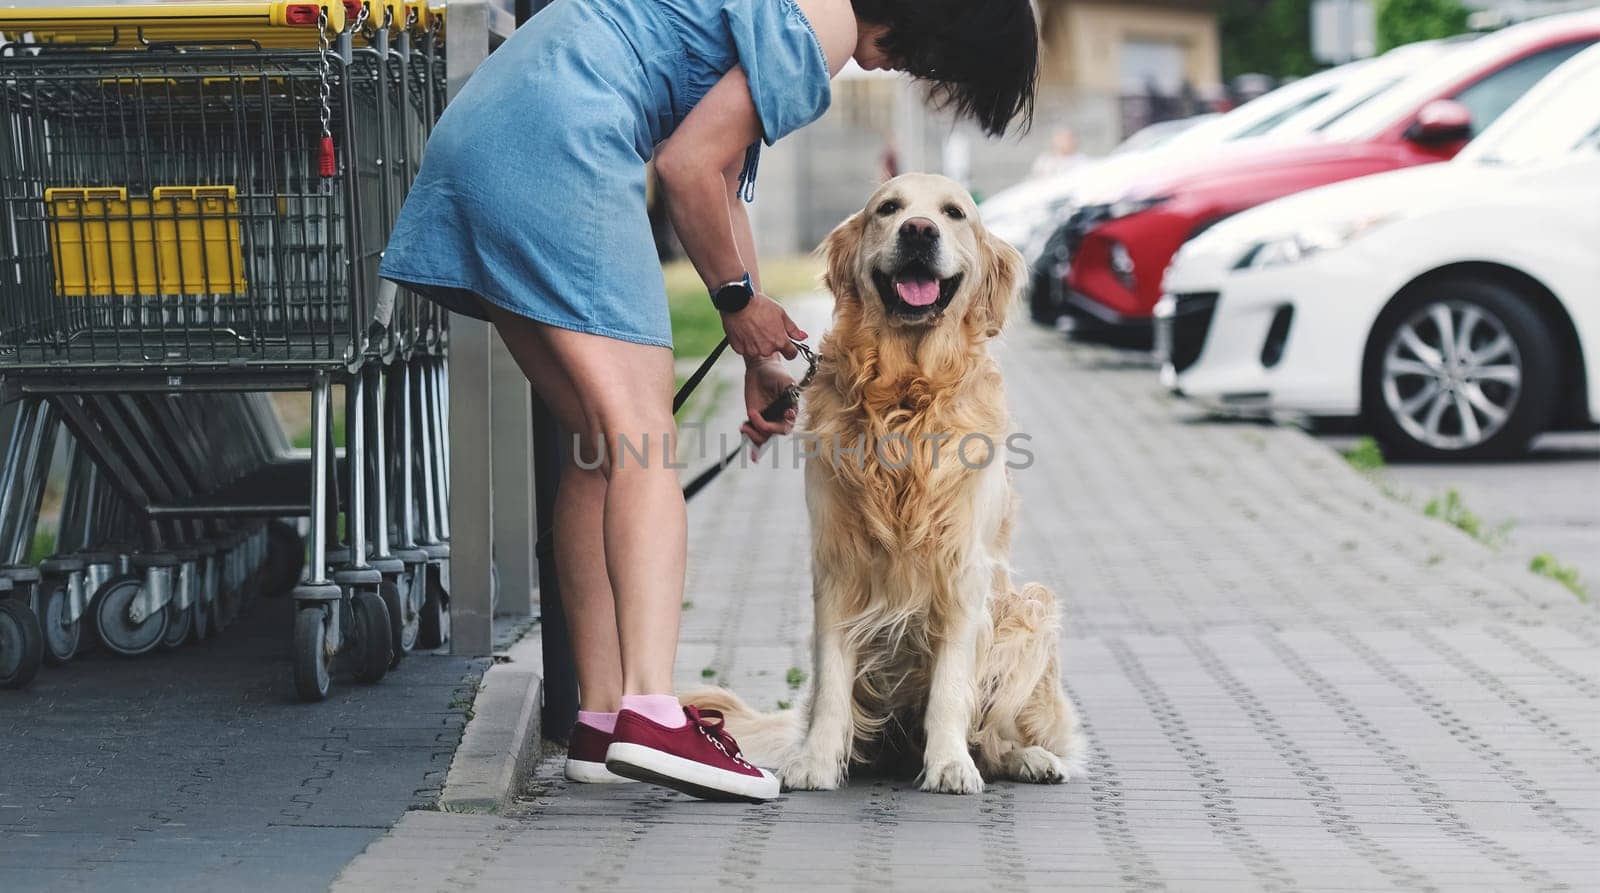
top-left (378, 0), bottom-right (833, 348)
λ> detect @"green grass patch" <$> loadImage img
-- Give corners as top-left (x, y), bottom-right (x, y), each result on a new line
top-left (1341, 436), bottom-right (1386, 472)
top-left (785, 667), bottom-right (807, 689)
top-left (1423, 488), bottom-right (1511, 549)
top-left (700, 666), bottom-right (717, 679)
top-left (27, 530), bottom-right (56, 564)
top-left (291, 413), bottom-right (347, 451)
top-left (1530, 553), bottom-right (1587, 601)
top-left (776, 699), bottom-right (793, 711)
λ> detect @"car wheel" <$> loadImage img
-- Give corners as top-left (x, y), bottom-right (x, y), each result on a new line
top-left (1028, 265), bottom-right (1060, 325)
top-left (1364, 278), bottom-right (1556, 461)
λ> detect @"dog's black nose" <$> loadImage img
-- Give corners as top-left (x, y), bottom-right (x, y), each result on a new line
top-left (899, 216), bottom-right (938, 244)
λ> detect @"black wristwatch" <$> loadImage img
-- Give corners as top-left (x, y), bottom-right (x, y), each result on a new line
top-left (711, 273), bottom-right (754, 314)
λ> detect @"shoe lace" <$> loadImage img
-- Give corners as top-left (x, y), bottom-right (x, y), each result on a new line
top-left (684, 706), bottom-right (746, 764)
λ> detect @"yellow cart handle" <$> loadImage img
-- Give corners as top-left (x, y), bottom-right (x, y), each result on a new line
top-left (0, 1), bottom-right (350, 46)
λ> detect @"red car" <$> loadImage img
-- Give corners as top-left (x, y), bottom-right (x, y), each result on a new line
top-left (1060, 10), bottom-right (1600, 340)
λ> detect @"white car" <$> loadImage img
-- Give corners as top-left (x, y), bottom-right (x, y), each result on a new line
top-left (1158, 43), bottom-right (1600, 460)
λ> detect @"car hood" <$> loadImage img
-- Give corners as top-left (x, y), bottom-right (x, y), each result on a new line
top-left (1121, 139), bottom-right (1409, 202)
top-left (1203, 160), bottom-right (1491, 249)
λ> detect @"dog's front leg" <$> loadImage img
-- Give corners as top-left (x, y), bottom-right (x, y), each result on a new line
top-left (780, 585), bottom-right (858, 791)
top-left (921, 574), bottom-right (985, 795)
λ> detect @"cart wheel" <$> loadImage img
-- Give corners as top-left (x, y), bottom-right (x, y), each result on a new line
top-left (380, 579), bottom-right (417, 669)
top-left (265, 522), bottom-right (305, 597)
top-left (217, 583), bottom-right (242, 630)
top-left (207, 590), bottom-right (226, 636)
top-left (0, 598), bottom-right (44, 689)
top-left (293, 604), bottom-right (332, 702)
top-left (160, 600), bottom-right (192, 651)
top-left (351, 590), bottom-right (393, 685)
top-left (191, 594), bottom-right (210, 642)
top-left (38, 577), bottom-right (82, 666)
top-left (417, 569), bottom-right (450, 650)
top-left (92, 575), bottom-right (169, 658)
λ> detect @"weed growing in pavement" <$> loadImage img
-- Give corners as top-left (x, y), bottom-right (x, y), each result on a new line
top-left (681, 600), bottom-right (694, 611)
top-left (776, 700), bottom-right (793, 710)
top-left (700, 666), bottom-right (716, 679)
top-left (1530, 553), bottom-right (1587, 601)
top-left (1424, 489), bottom-right (1512, 548)
top-left (786, 667), bottom-right (807, 689)
top-left (1341, 437), bottom-right (1386, 472)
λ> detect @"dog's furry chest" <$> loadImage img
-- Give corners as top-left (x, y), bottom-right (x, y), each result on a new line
top-left (806, 387), bottom-right (1007, 556)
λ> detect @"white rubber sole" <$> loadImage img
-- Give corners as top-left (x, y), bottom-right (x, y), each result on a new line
top-left (565, 758), bottom-right (637, 784)
top-left (605, 741), bottom-right (780, 802)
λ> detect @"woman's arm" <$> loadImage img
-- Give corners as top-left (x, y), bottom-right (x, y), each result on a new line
top-left (654, 0), bottom-right (857, 361)
top-left (656, 70), bottom-right (805, 360)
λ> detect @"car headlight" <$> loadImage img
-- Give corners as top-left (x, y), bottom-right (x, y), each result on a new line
top-left (1234, 214), bottom-right (1396, 270)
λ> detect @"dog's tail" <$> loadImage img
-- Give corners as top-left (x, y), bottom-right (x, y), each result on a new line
top-left (680, 686), bottom-right (803, 768)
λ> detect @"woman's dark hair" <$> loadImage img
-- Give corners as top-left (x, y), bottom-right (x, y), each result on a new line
top-left (852, 0), bottom-right (1039, 137)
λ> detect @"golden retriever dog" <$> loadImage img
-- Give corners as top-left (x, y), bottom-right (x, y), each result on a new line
top-left (693, 173), bottom-right (1084, 794)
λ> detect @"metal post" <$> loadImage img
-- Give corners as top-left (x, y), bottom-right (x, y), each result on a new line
top-left (509, 0), bottom-right (577, 739)
top-left (532, 396), bottom-right (577, 739)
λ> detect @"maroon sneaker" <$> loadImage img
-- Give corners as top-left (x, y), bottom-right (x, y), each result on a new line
top-left (605, 706), bottom-right (780, 802)
top-left (565, 722), bottom-right (635, 784)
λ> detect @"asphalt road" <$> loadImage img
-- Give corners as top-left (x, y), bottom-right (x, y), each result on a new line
top-left (1319, 430), bottom-right (1600, 602)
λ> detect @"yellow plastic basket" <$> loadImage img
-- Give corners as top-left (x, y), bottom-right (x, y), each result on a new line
top-left (46, 186), bottom-right (248, 298)
top-left (0, 1), bottom-right (349, 48)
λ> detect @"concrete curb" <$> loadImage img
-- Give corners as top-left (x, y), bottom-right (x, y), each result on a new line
top-left (439, 633), bottom-right (544, 813)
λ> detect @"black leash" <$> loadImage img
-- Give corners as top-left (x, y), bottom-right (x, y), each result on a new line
top-left (534, 337), bottom-right (818, 559)
top-left (681, 339), bottom-right (817, 500)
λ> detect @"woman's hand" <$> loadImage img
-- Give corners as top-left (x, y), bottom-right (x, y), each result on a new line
top-left (740, 357), bottom-right (798, 448)
top-left (722, 294), bottom-right (807, 360)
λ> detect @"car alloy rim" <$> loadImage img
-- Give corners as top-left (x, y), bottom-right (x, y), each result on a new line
top-left (1381, 299), bottom-right (1522, 451)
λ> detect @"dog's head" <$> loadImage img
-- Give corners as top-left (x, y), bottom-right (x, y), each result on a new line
top-left (823, 173), bottom-right (1023, 339)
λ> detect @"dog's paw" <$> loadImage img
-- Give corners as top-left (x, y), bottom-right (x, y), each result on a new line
top-left (920, 754), bottom-right (984, 795)
top-left (1002, 746), bottom-right (1067, 784)
top-left (779, 752), bottom-right (846, 791)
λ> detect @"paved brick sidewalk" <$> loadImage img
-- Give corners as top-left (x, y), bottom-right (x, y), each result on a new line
top-left (0, 593), bottom-right (486, 893)
top-left (334, 315), bottom-right (1599, 892)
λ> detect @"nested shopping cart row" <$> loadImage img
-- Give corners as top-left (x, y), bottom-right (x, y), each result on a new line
top-left (0, 1), bottom-right (455, 701)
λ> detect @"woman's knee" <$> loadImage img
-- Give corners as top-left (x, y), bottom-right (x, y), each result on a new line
top-left (576, 406), bottom-right (677, 481)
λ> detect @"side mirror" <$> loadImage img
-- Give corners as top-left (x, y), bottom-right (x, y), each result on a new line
top-left (1407, 99), bottom-right (1474, 145)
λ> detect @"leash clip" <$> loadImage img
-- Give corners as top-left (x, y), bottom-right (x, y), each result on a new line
top-left (758, 339), bottom-right (819, 424)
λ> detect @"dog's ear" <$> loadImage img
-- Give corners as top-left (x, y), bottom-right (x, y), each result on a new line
top-left (972, 229), bottom-right (1025, 338)
top-left (820, 211), bottom-right (864, 299)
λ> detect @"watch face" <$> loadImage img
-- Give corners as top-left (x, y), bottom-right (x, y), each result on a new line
top-left (715, 281), bottom-right (753, 312)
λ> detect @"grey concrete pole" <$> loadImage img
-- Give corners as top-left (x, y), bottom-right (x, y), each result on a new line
top-left (444, 0), bottom-right (499, 657)
top-left (490, 331), bottom-right (535, 618)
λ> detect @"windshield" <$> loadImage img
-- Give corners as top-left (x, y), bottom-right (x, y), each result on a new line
top-left (1160, 61), bottom-right (1366, 150)
top-left (1461, 45), bottom-right (1600, 164)
top-left (1321, 24), bottom-right (1599, 142)
top-left (1274, 41), bottom-right (1459, 136)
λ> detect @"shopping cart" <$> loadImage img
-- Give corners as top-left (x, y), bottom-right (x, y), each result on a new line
top-left (0, 1), bottom-right (452, 699)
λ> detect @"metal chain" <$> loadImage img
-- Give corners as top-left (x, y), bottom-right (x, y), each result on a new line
top-left (316, 8), bottom-right (332, 138)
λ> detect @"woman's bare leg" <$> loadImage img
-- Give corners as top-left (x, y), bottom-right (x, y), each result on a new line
top-left (485, 303), bottom-right (685, 698)
top-left (486, 306), bottom-right (624, 713)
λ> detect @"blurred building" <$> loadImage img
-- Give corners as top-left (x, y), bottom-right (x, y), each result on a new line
top-left (752, 1), bottom-right (1224, 256)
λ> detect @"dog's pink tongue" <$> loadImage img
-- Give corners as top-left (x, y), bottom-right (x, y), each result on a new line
top-left (895, 276), bottom-right (940, 307)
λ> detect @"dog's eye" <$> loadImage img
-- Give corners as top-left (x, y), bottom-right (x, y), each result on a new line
top-left (875, 199), bottom-right (901, 217)
top-left (943, 204), bottom-right (967, 220)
